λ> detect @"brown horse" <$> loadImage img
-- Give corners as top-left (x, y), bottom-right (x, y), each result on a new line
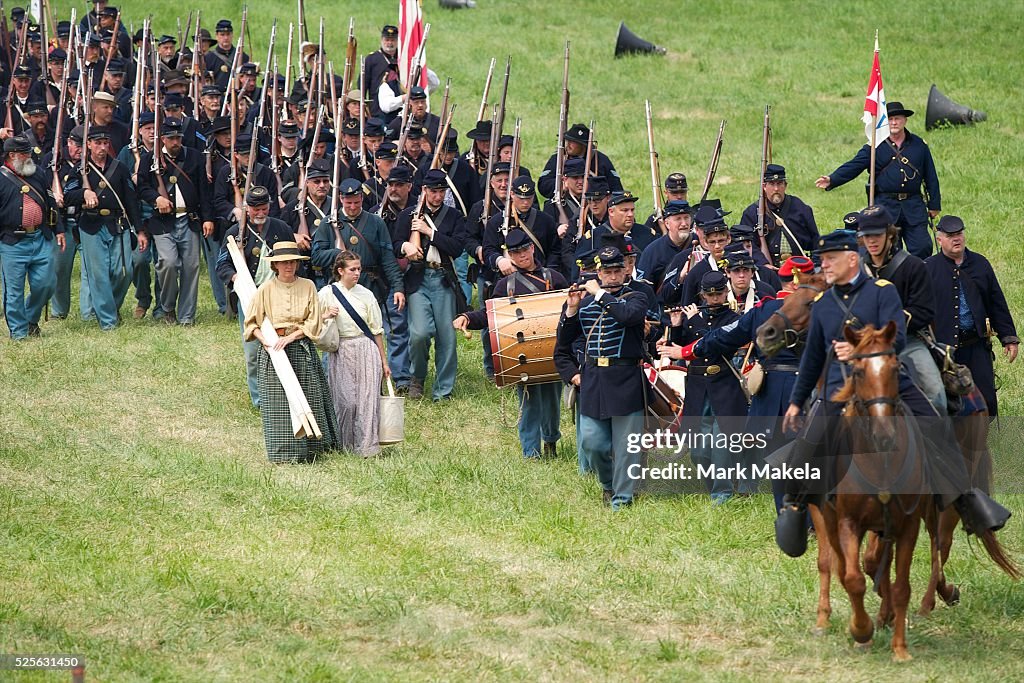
top-left (827, 321), bottom-right (923, 661)
top-left (757, 275), bottom-right (1017, 627)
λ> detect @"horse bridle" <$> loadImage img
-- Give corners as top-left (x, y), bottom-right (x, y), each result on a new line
top-left (846, 349), bottom-right (900, 411)
top-left (769, 284), bottom-right (824, 350)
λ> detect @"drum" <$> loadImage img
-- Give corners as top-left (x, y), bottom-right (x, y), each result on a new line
top-left (487, 289), bottom-right (568, 387)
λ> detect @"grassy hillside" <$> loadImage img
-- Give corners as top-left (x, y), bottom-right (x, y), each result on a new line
top-left (2, 1), bottom-right (1023, 680)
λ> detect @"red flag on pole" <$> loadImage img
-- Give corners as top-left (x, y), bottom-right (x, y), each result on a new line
top-left (399, 0), bottom-right (427, 90)
top-left (862, 33), bottom-right (888, 147)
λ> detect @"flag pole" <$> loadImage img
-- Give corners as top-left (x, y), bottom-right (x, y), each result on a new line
top-left (868, 30), bottom-right (878, 206)
top-left (869, 112), bottom-right (877, 205)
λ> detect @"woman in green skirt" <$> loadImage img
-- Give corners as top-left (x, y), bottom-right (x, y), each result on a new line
top-left (244, 241), bottom-right (340, 462)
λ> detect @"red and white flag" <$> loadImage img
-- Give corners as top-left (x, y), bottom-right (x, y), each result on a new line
top-left (862, 34), bottom-right (888, 147)
top-left (399, 0), bottom-right (428, 90)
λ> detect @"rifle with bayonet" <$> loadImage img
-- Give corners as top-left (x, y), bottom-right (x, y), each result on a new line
top-left (191, 13), bottom-right (202, 122)
top-left (150, 32), bottom-right (171, 210)
top-left (646, 99), bottom-right (665, 235)
top-left (270, 54), bottom-right (282, 198)
top-left (553, 41), bottom-right (570, 228)
top-left (98, 10), bottom-right (121, 91)
top-left (177, 11), bottom-right (193, 68)
top-left (575, 121), bottom-right (595, 239)
top-left (699, 119), bottom-right (726, 204)
top-left (500, 117), bottom-right (521, 237)
top-left (328, 98), bottom-right (343, 231)
top-left (755, 105), bottom-right (773, 264)
top-left (129, 18), bottom-right (148, 182)
top-left (50, 19), bottom-right (72, 207)
top-left (284, 23), bottom-right (293, 103)
top-left (467, 56), bottom-right (495, 173)
top-left (480, 103), bottom-right (500, 226)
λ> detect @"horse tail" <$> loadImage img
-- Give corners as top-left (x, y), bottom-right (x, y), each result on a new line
top-left (978, 530), bottom-right (1022, 580)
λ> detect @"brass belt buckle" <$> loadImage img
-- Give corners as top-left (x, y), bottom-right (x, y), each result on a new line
top-left (706, 364), bottom-right (721, 375)
top-left (99, 208), bottom-right (111, 216)
top-left (597, 357), bottom-right (609, 367)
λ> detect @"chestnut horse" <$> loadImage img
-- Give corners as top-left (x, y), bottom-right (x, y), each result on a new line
top-left (757, 279), bottom-right (1019, 634)
top-left (828, 322), bottom-right (923, 660)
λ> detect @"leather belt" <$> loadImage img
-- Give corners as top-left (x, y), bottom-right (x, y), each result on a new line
top-left (585, 356), bottom-right (640, 368)
top-left (14, 224), bottom-right (38, 233)
top-left (425, 262), bottom-right (444, 270)
top-left (688, 364), bottom-right (722, 376)
top-left (881, 192), bottom-right (912, 201)
top-left (763, 364), bottom-right (800, 373)
top-left (274, 327), bottom-right (290, 336)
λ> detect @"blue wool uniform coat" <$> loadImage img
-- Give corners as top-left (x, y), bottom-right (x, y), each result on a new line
top-left (790, 274), bottom-right (907, 408)
top-left (673, 306), bottom-right (747, 418)
top-left (556, 284), bottom-right (648, 419)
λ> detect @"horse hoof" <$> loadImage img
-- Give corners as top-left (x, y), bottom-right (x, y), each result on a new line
top-left (811, 626), bottom-right (828, 637)
top-left (942, 585), bottom-right (961, 607)
top-left (893, 650), bottom-right (913, 663)
top-left (854, 640), bottom-right (873, 651)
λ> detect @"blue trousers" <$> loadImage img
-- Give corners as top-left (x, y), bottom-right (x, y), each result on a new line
top-left (454, 251), bottom-right (473, 310)
top-left (578, 411), bottom-right (644, 508)
top-left (79, 226), bottom-right (131, 330)
top-left (408, 268), bottom-right (458, 400)
top-left (0, 232), bottom-right (55, 339)
top-left (876, 195), bottom-right (932, 259)
top-left (239, 312), bottom-right (260, 407)
top-left (50, 226), bottom-right (94, 320)
top-left (575, 400), bottom-right (594, 475)
top-left (516, 381), bottom-right (562, 458)
top-left (384, 293), bottom-right (411, 388)
top-left (692, 397), bottom-right (741, 500)
top-left (201, 232), bottom-right (227, 314)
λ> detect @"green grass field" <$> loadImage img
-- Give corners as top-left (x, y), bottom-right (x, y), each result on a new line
top-left (3, 1), bottom-right (1024, 680)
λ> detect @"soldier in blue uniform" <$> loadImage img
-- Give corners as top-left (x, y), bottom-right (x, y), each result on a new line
top-left (455, 229), bottom-right (569, 459)
top-left (856, 204), bottom-right (945, 413)
top-left (542, 156), bottom-right (585, 244)
top-left (47, 125), bottom-right (94, 322)
top-left (925, 215), bottom-right (1018, 416)
top-left (638, 172), bottom-right (689, 252)
top-left (571, 189), bottom-right (640, 279)
top-left (635, 199), bottom-right (694, 292)
top-left (663, 271), bottom-right (749, 503)
top-left (395, 169), bottom-right (467, 401)
top-left (483, 175), bottom-right (562, 278)
top-left (740, 164), bottom-right (819, 265)
top-left (775, 230), bottom-right (1010, 556)
top-left (816, 101), bottom-right (940, 258)
top-left (136, 118), bottom-right (216, 326)
top-left (661, 204), bottom-right (732, 308)
top-left (216, 186), bottom-right (296, 408)
top-left (0, 136), bottom-right (63, 340)
top-left (668, 256), bottom-right (814, 514)
top-left (361, 141), bottom-right (398, 212)
top-left (537, 122), bottom-right (623, 199)
top-left (557, 246), bottom-right (647, 508)
top-left (63, 127), bottom-right (142, 331)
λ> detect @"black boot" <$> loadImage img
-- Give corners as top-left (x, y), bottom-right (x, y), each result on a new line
top-left (775, 496), bottom-right (809, 558)
top-left (954, 488), bottom-right (1011, 535)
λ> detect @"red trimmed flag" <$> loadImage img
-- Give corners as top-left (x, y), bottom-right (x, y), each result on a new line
top-left (399, 0), bottom-right (428, 89)
top-left (862, 35), bottom-right (888, 147)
